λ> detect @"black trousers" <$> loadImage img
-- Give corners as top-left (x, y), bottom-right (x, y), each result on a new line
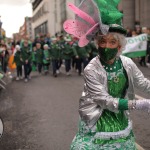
top-left (1, 62), bottom-right (7, 73)
top-left (38, 63), bottom-right (43, 73)
top-left (139, 56), bottom-right (146, 66)
top-left (52, 60), bottom-right (59, 75)
top-left (24, 63), bottom-right (32, 79)
top-left (17, 65), bottom-right (22, 77)
top-left (147, 55), bottom-right (150, 63)
top-left (43, 63), bottom-right (50, 71)
top-left (65, 59), bottom-right (71, 72)
top-left (72, 56), bottom-right (77, 70)
top-left (76, 58), bottom-right (89, 75)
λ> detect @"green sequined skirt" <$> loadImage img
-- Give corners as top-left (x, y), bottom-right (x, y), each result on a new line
top-left (71, 112), bottom-right (137, 150)
top-left (71, 131), bottom-right (137, 150)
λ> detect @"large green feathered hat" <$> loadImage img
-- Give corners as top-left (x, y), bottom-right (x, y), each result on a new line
top-left (93, 0), bottom-right (126, 35)
top-left (63, 0), bottom-right (126, 47)
top-left (94, 0), bottom-right (123, 25)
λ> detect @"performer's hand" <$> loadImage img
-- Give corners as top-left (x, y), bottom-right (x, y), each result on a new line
top-left (129, 99), bottom-right (150, 113)
top-left (136, 100), bottom-right (150, 112)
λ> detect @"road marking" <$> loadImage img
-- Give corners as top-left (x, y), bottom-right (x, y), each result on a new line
top-left (135, 94), bottom-right (145, 100)
top-left (136, 143), bottom-right (145, 150)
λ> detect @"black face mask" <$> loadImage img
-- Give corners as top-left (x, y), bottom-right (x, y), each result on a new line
top-left (98, 47), bottom-right (118, 62)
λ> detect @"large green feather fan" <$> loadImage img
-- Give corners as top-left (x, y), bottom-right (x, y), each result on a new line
top-left (94, 0), bottom-right (123, 25)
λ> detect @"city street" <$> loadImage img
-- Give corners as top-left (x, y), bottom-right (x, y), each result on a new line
top-left (0, 0), bottom-right (150, 149)
top-left (0, 61), bottom-right (150, 150)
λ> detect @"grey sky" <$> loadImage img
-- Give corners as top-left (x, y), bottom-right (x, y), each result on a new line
top-left (0, 0), bottom-right (32, 37)
top-left (0, 0), bottom-right (29, 6)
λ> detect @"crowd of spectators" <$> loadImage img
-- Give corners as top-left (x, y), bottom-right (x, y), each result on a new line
top-left (126, 26), bottom-right (150, 66)
top-left (0, 26), bottom-right (150, 83)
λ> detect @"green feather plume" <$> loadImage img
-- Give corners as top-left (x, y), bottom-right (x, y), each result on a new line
top-left (94, 0), bottom-right (123, 25)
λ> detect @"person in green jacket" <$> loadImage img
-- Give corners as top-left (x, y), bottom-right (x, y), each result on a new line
top-left (49, 37), bottom-right (61, 77)
top-left (31, 46), bottom-right (37, 71)
top-left (43, 44), bottom-right (50, 74)
top-left (21, 40), bottom-right (32, 82)
top-left (14, 45), bottom-right (23, 80)
top-left (71, 38), bottom-right (79, 71)
top-left (88, 41), bottom-right (98, 61)
top-left (62, 37), bottom-right (75, 75)
top-left (73, 43), bottom-right (90, 75)
top-left (0, 44), bottom-right (9, 74)
top-left (20, 38), bottom-right (32, 52)
top-left (36, 42), bottom-right (44, 74)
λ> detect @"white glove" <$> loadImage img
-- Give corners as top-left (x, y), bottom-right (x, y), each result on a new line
top-left (129, 99), bottom-right (150, 113)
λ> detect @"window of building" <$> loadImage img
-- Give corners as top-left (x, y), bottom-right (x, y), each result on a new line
top-left (34, 21), bottom-right (48, 37)
top-left (32, 0), bottom-right (43, 11)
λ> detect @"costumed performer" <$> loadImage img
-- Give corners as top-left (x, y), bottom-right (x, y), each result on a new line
top-left (63, 0), bottom-right (150, 150)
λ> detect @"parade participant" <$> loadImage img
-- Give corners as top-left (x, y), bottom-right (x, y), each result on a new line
top-left (131, 30), bottom-right (138, 37)
top-left (49, 36), bottom-right (61, 77)
top-left (0, 44), bottom-right (9, 74)
top-left (13, 45), bottom-right (23, 80)
top-left (63, 0), bottom-right (150, 149)
top-left (57, 33), bottom-right (65, 74)
top-left (139, 28), bottom-right (148, 67)
top-left (20, 36), bottom-right (32, 51)
top-left (44, 33), bottom-right (51, 47)
top-left (43, 44), bottom-right (50, 74)
top-left (73, 43), bottom-right (90, 76)
top-left (71, 36), bottom-right (79, 71)
top-left (63, 36), bottom-right (74, 76)
top-left (7, 46), bottom-right (16, 78)
top-left (36, 42), bottom-right (43, 75)
top-left (147, 28), bottom-right (150, 64)
top-left (32, 35), bottom-right (41, 48)
top-left (21, 40), bottom-right (32, 82)
top-left (31, 46), bottom-right (37, 71)
top-left (40, 35), bottom-right (46, 49)
top-left (88, 40), bottom-right (98, 61)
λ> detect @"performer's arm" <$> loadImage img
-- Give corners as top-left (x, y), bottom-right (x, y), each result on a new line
top-left (79, 63), bottom-right (150, 127)
top-left (79, 67), bottom-right (120, 127)
top-left (130, 59), bottom-right (150, 93)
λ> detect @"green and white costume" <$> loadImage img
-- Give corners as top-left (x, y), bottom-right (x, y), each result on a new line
top-left (63, 0), bottom-right (150, 149)
top-left (71, 56), bottom-right (137, 150)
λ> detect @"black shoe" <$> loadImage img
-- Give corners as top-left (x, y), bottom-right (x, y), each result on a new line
top-left (53, 74), bottom-right (57, 77)
top-left (139, 61), bottom-right (142, 66)
top-left (144, 63), bottom-right (147, 67)
top-left (45, 71), bottom-right (48, 75)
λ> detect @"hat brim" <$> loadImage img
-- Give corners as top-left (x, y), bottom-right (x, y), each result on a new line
top-left (109, 25), bottom-right (127, 36)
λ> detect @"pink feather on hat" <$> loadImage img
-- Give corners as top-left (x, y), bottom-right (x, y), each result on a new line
top-left (63, 1), bottom-right (108, 47)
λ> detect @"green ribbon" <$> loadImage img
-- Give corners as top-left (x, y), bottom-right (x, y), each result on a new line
top-left (119, 99), bottom-right (128, 110)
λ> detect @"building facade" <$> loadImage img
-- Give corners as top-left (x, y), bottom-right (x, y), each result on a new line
top-left (30, 0), bottom-right (150, 38)
top-left (25, 17), bottom-right (33, 39)
top-left (31, 0), bottom-right (75, 37)
top-left (31, 0), bottom-right (49, 37)
top-left (18, 17), bottom-right (33, 40)
top-left (19, 22), bottom-right (26, 38)
top-left (119, 0), bottom-right (150, 29)
top-left (13, 33), bottom-right (21, 43)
